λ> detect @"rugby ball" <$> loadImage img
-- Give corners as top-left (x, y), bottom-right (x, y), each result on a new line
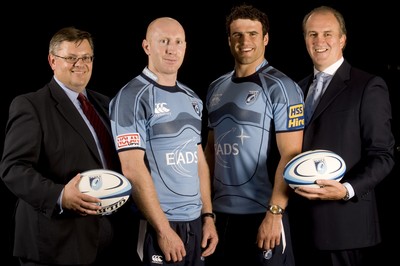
top-left (283, 150), bottom-right (346, 189)
top-left (79, 169), bottom-right (132, 215)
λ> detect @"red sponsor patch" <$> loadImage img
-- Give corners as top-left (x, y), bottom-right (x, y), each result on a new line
top-left (117, 133), bottom-right (140, 149)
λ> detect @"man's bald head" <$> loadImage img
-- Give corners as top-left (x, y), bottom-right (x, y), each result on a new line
top-left (146, 17), bottom-right (185, 41)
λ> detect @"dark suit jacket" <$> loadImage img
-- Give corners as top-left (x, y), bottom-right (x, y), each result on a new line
top-left (0, 77), bottom-right (120, 264)
top-left (290, 59), bottom-right (395, 250)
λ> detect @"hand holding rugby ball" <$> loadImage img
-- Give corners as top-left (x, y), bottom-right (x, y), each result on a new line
top-left (78, 169), bottom-right (132, 215)
top-left (283, 150), bottom-right (346, 189)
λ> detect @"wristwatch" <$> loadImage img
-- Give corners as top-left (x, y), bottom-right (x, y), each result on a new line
top-left (201, 212), bottom-right (216, 222)
top-left (268, 204), bottom-right (284, 215)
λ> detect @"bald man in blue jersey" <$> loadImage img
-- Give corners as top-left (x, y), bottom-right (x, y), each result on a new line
top-left (110, 17), bottom-right (218, 266)
top-left (204, 4), bottom-right (304, 266)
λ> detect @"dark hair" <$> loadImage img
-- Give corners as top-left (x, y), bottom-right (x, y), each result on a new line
top-left (49, 26), bottom-right (94, 55)
top-left (225, 3), bottom-right (270, 36)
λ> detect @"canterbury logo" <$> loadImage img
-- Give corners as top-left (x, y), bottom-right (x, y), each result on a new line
top-left (151, 254), bottom-right (163, 264)
top-left (155, 103), bottom-right (170, 114)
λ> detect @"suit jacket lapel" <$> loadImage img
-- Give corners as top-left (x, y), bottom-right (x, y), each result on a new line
top-left (48, 79), bottom-right (101, 163)
top-left (312, 60), bottom-right (351, 122)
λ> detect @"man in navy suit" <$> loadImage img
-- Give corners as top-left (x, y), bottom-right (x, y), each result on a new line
top-left (289, 6), bottom-right (395, 266)
top-left (0, 27), bottom-right (139, 266)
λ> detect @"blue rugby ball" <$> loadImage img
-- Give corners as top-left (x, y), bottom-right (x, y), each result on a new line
top-left (79, 169), bottom-right (132, 215)
top-left (283, 150), bottom-right (346, 189)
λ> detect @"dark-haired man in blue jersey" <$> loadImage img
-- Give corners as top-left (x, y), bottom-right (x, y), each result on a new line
top-left (204, 4), bottom-right (304, 266)
top-left (109, 17), bottom-right (218, 266)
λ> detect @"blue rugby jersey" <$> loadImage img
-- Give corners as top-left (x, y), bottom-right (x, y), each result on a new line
top-left (110, 68), bottom-right (203, 221)
top-left (206, 60), bottom-right (305, 214)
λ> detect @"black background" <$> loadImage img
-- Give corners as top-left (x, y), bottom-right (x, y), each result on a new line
top-left (2, 1), bottom-right (399, 265)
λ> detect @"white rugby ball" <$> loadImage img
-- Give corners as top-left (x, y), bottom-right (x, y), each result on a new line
top-left (283, 150), bottom-right (346, 189)
top-left (79, 169), bottom-right (132, 215)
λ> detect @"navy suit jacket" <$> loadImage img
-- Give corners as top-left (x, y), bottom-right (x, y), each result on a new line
top-left (0, 77), bottom-right (120, 264)
top-left (290, 59), bottom-right (395, 250)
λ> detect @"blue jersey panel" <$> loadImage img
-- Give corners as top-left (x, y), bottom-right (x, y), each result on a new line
top-left (206, 62), bottom-right (304, 214)
top-left (110, 70), bottom-right (204, 221)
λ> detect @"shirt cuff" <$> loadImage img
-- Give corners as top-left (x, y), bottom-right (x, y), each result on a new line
top-left (57, 189), bottom-right (65, 214)
top-left (342, 182), bottom-right (354, 200)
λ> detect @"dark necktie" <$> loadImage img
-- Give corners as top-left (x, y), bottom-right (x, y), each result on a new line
top-left (78, 93), bottom-right (116, 169)
top-left (305, 72), bottom-right (325, 125)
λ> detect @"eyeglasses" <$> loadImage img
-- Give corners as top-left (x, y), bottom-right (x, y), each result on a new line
top-left (53, 54), bottom-right (94, 64)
